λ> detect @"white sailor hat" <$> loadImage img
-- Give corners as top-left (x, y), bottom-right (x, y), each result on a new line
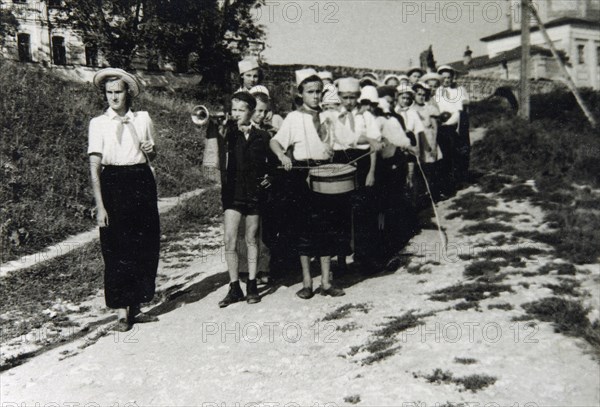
top-left (412, 82), bottom-right (431, 92)
top-left (358, 85), bottom-right (379, 103)
top-left (295, 68), bottom-right (320, 87)
top-left (383, 74), bottom-right (400, 85)
top-left (238, 58), bottom-right (260, 74)
top-left (336, 77), bottom-right (360, 93)
top-left (359, 72), bottom-right (380, 87)
top-left (397, 74), bottom-right (409, 83)
top-left (322, 84), bottom-right (341, 104)
top-left (318, 71), bottom-right (334, 81)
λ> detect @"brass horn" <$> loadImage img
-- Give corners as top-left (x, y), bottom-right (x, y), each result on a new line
top-left (191, 105), bottom-right (210, 126)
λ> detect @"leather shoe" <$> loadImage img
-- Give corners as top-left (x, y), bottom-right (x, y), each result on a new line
top-left (130, 312), bottom-right (159, 324)
top-left (320, 285), bottom-right (345, 297)
top-left (112, 318), bottom-right (132, 332)
top-left (296, 287), bottom-right (314, 299)
top-left (219, 281), bottom-right (245, 308)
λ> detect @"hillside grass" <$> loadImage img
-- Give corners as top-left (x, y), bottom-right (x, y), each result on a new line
top-left (1, 59), bottom-right (213, 263)
top-left (470, 89), bottom-right (600, 264)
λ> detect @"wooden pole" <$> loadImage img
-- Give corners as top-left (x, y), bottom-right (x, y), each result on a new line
top-left (519, 0), bottom-right (530, 120)
top-left (528, 3), bottom-right (597, 128)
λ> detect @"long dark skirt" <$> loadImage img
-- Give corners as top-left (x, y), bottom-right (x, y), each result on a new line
top-left (99, 164), bottom-right (160, 309)
top-left (288, 161), bottom-right (349, 257)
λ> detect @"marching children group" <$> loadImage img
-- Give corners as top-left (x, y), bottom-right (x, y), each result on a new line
top-left (87, 61), bottom-right (471, 330)
top-left (212, 59), bottom-right (471, 308)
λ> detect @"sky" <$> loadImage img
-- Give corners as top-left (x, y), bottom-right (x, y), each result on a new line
top-left (253, 0), bottom-right (516, 69)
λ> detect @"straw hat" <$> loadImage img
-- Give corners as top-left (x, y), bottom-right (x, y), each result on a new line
top-left (396, 84), bottom-right (415, 95)
top-left (421, 72), bottom-right (443, 83)
top-left (93, 68), bottom-right (142, 97)
top-left (412, 82), bottom-right (431, 92)
top-left (437, 65), bottom-right (455, 75)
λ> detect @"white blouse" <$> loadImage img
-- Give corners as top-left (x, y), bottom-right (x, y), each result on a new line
top-left (87, 108), bottom-right (156, 166)
top-left (273, 110), bottom-right (331, 161)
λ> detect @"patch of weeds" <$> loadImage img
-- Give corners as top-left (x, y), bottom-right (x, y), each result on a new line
top-left (417, 279), bottom-right (428, 284)
top-left (488, 303), bottom-right (513, 311)
top-left (490, 234), bottom-right (520, 246)
top-left (457, 374), bottom-right (497, 392)
top-left (336, 322), bottom-right (359, 332)
top-left (363, 337), bottom-right (396, 354)
top-left (500, 184), bottom-right (537, 201)
top-left (460, 222), bottom-right (515, 235)
top-left (446, 193), bottom-right (498, 221)
top-left (543, 279), bottom-right (581, 297)
top-left (454, 357), bottom-right (478, 365)
top-left (522, 297), bottom-right (600, 356)
top-left (418, 369), bottom-right (497, 393)
top-left (454, 301), bottom-right (480, 311)
top-left (521, 271), bottom-right (538, 277)
top-left (430, 281), bottom-right (513, 302)
top-left (476, 173), bottom-right (514, 193)
top-left (372, 311), bottom-right (434, 338)
top-left (343, 395), bottom-right (361, 404)
top-left (464, 260), bottom-right (503, 281)
top-left (512, 315), bottom-right (534, 322)
top-left (473, 247), bottom-right (546, 268)
top-left (538, 262), bottom-right (577, 276)
top-left (184, 272), bottom-right (201, 281)
top-left (407, 264), bottom-right (432, 275)
top-left (322, 303), bottom-right (371, 321)
top-left (518, 282), bottom-right (531, 289)
top-left (361, 347), bottom-right (401, 366)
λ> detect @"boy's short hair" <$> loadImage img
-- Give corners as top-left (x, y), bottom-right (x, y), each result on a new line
top-left (298, 75), bottom-right (323, 93)
top-left (231, 91), bottom-right (257, 110)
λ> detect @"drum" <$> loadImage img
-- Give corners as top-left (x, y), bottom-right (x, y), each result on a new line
top-left (309, 164), bottom-right (357, 195)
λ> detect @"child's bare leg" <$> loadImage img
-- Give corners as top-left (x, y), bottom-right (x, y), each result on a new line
top-left (320, 256), bottom-right (332, 289)
top-left (300, 255), bottom-right (312, 288)
top-left (224, 209), bottom-right (243, 282)
top-left (245, 214), bottom-right (260, 280)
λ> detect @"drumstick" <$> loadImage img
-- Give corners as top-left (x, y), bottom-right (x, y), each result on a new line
top-left (413, 154), bottom-right (448, 250)
top-left (276, 165), bottom-right (313, 169)
top-left (345, 150), bottom-right (377, 166)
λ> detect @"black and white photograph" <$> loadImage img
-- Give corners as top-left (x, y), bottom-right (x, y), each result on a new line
top-left (1, 0), bottom-right (599, 405)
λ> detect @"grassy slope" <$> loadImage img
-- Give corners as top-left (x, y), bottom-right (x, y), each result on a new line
top-left (0, 60), bottom-right (213, 262)
top-left (470, 89), bottom-right (600, 264)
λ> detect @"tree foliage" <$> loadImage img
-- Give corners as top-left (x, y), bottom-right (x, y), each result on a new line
top-left (0, 5), bottom-right (19, 47)
top-left (57, 0), bottom-right (265, 83)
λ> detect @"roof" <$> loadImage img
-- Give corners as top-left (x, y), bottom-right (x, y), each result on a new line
top-left (447, 45), bottom-right (567, 73)
top-left (481, 17), bottom-right (599, 42)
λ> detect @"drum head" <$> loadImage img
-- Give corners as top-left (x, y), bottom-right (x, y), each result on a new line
top-left (309, 164), bottom-right (356, 177)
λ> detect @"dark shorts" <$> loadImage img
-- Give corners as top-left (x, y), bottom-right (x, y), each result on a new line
top-left (225, 200), bottom-right (260, 216)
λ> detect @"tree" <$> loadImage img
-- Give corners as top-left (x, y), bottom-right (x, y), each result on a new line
top-left (0, 5), bottom-right (19, 47)
top-left (57, 0), bottom-right (265, 83)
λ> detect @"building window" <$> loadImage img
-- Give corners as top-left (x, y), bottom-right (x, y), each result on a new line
top-left (52, 36), bottom-right (67, 65)
top-left (577, 44), bottom-right (585, 64)
top-left (17, 33), bottom-right (32, 62)
top-left (85, 44), bottom-right (98, 67)
top-left (48, 0), bottom-right (62, 7)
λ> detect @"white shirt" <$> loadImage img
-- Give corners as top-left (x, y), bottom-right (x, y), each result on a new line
top-left (88, 108), bottom-right (156, 166)
top-left (273, 110), bottom-right (331, 161)
top-left (434, 85), bottom-right (469, 126)
top-left (354, 109), bottom-right (381, 150)
top-left (411, 103), bottom-right (443, 163)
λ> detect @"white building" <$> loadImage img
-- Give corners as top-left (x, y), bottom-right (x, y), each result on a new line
top-left (446, 0), bottom-right (600, 89)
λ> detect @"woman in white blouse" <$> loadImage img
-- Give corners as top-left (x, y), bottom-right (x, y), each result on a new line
top-left (88, 68), bottom-right (160, 332)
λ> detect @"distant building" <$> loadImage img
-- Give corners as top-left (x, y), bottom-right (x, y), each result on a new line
top-left (445, 0), bottom-right (600, 89)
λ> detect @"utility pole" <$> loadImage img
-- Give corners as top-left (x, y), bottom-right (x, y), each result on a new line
top-left (519, 0), bottom-right (530, 120)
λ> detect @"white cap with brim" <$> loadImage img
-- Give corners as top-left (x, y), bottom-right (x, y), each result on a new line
top-left (295, 68), bottom-right (319, 87)
top-left (421, 72), bottom-right (442, 83)
top-left (93, 68), bottom-right (142, 97)
top-left (437, 65), bottom-right (455, 74)
top-left (358, 85), bottom-right (379, 103)
top-left (413, 82), bottom-right (431, 92)
top-left (249, 85), bottom-right (270, 97)
top-left (383, 74), bottom-right (400, 84)
top-left (318, 71), bottom-right (333, 81)
top-left (336, 77), bottom-right (360, 93)
top-left (406, 66), bottom-right (425, 77)
top-left (396, 84), bottom-right (415, 95)
top-left (238, 58), bottom-right (260, 74)
top-left (397, 74), bottom-right (409, 82)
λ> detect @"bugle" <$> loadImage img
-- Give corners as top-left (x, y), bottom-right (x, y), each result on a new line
top-left (191, 105), bottom-right (226, 126)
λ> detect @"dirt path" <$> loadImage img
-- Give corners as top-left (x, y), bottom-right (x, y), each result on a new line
top-left (0, 189), bottom-right (204, 277)
top-left (2, 177), bottom-right (599, 405)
